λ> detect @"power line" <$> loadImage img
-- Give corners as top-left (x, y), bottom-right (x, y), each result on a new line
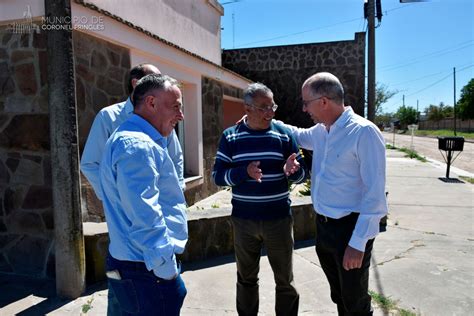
top-left (232, 4), bottom-right (413, 48)
top-left (385, 64), bottom-right (473, 110)
top-left (236, 16), bottom-right (363, 48)
top-left (378, 40), bottom-right (474, 72)
top-left (405, 64), bottom-right (473, 97)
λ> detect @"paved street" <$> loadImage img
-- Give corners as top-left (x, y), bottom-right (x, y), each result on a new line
top-left (382, 131), bottom-right (474, 174)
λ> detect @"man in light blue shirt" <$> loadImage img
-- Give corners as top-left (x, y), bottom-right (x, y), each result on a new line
top-left (81, 63), bottom-right (184, 201)
top-left (279, 72), bottom-right (388, 316)
top-left (100, 74), bottom-right (188, 315)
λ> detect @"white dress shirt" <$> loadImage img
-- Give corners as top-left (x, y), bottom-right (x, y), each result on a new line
top-left (280, 107), bottom-right (388, 251)
top-left (81, 98), bottom-right (184, 200)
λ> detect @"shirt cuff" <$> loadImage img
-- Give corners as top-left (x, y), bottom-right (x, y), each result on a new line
top-left (348, 234), bottom-right (368, 252)
top-left (143, 245), bottom-right (177, 279)
top-left (153, 254), bottom-right (178, 280)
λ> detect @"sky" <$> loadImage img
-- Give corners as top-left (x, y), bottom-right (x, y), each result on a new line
top-left (218, 0), bottom-right (474, 115)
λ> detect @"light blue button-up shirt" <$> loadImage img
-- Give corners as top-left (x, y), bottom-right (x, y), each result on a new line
top-left (279, 107), bottom-right (388, 251)
top-left (81, 98), bottom-right (184, 200)
top-left (100, 114), bottom-right (188, 279)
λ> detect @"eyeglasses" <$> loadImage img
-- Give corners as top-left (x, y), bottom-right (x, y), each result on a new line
top-left (302, 96), bottom-right (328, 108)
top-left (247, 103), bottom-right (278, 113)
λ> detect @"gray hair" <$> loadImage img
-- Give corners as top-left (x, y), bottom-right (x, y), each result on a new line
top-left (132, 74), bottom-right (179, 108)
top-left (243, 82), bottom-right (273, 105)
top-left (304, 72), bottom-right (344, 104)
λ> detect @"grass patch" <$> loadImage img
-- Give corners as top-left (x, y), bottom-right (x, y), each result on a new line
top-left (386, 143), bottom-right (427, 162)
top-left (369, 290), bottom-right (418, 316)
top-left (415, 129), bottom-right (474, 139)
top-left (398, 147), bottom-right (427, 162)
top-left (298, 180), bottom-right (311, 196)
top-left (81, 296), bottom-right (94, 314)
top-left (459, 176), bottom-right (474, 184)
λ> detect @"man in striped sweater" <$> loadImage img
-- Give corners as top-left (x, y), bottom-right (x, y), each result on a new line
top-left (213, 83), bottom-right (306, 316)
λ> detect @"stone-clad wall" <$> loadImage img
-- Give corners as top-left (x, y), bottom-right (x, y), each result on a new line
top-left (222, 32), bottom-right (366, 127)
top-left (0, 27), bottom-right (130, 277)
top-left (73, 31), bottom-right (130, 222)
top-left (184, 77), bottom-right (243, 206)
top-left (0, 28), bottom-right (54, 277)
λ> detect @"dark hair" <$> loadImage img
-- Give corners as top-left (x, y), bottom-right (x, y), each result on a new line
top-left (132, 74), bottom-right (179, 108)
top-left (127, 63), bottom-right (158, 94)
top-left (243, 82), bottom-right (273, 105)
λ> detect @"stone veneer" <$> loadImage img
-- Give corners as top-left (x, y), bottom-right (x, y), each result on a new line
top-left (0, 26), bottom-right (130, 277)
top-left (222, 32), bottom-right (366, 127)
top-left (73, 31), bottom-right (130, 222)
top-left (184, 77), bottom-right (244, 206)
top-left (0, 27), bottom-right (54, 278)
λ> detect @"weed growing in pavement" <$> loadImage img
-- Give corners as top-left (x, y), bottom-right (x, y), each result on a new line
top-left (298, 180), bottom-right (311, 196)
top-left (81, 296), bottom-right (94, 314)
top-left (369, 290), bottom-right (419, 316)
top-left (459, 176), bottom-right (474, 184)
top-left (398, 147), bottom-right (427, 162)
top-left (386, 144), bottom-right (427, 162)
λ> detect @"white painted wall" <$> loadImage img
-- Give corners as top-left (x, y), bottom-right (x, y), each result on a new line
top-left (82, 0), bottom-right (223, 65)
top-left (0, 0), bottom-right (44, 22)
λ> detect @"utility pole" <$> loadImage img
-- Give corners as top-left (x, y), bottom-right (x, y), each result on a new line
top-left (45, 0), bottom-right (85, 298)
top-left (453, 67), bottom-right (457, 136)
top-left (403, 94), bottom-right (405, 107)
top-left (416, 99), bottom-right (419, 122)
top-left (232, 13), bottom-right (235, 49)
top-left (367, 0), bottom-right (376, 122)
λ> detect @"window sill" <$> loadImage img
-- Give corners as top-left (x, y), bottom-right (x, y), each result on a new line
top-left (185, 175), bottom-right (204, 190)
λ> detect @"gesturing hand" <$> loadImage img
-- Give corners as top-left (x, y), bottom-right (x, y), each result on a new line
top-left (283, 153), bottom-right (300, 176)
top-left (247, 161), bottom-right (263, 183)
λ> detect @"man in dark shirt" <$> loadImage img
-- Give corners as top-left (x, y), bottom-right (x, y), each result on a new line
top-left (213, 82), bottom-right (306, 316)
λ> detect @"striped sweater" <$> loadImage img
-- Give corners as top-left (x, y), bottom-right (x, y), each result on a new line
top-left (212, 121), bottom-right (306, 220)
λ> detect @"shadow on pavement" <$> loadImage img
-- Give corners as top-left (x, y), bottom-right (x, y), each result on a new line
top-left (0, 273), bottom-right (107, 315)
top-left (182, 238), bottom-right (316, 273)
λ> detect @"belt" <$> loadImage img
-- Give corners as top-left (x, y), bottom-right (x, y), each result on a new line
top-left (316, 212), bottom-right (359, 223)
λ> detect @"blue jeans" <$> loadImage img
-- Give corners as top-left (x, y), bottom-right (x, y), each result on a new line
top-left (106, 254), bottom-right (187, 316)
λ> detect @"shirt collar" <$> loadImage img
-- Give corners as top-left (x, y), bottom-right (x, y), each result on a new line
top-left (125, 97), bottom-right (134, 114)
top-left (128, 114), bottom-right (164, 143)
top-left (332, 106), bottom-right (354, 129)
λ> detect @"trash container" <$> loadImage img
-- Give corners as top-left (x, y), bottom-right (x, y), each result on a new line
top-left (438, 136), bottom-right (464, 151)
top-left (437, 136), bottom-right (465, 179)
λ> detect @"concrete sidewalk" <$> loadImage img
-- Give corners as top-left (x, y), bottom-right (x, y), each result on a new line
top-left (1, 149), bottom-right (473, 315)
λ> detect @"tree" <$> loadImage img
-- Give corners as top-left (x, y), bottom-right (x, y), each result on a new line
top-left (374, 83), bottom-right (398, 115)
top-left (375, 112), bottom-right (393, 127)
top-left (427, 102), bottom-right (453, 121)
top-left (457, 78), bottom-right (474, 119)
top-left (395, 105), bottom-right (417, 128)
top-left (373, 83), bottom-right (398, 128)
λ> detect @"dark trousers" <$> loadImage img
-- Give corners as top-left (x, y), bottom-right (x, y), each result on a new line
top-left (106, 254), bottom-right (187, 316)
top-left (231, 216), bottom-right (299, 316)
top-left (315, 213), bottom-right (374, 316)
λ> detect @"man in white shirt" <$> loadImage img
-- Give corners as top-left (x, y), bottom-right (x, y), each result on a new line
top-left (282, 72), bottom-right (388, 316)
top-left (81, 63), bottom-right (184, 200)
